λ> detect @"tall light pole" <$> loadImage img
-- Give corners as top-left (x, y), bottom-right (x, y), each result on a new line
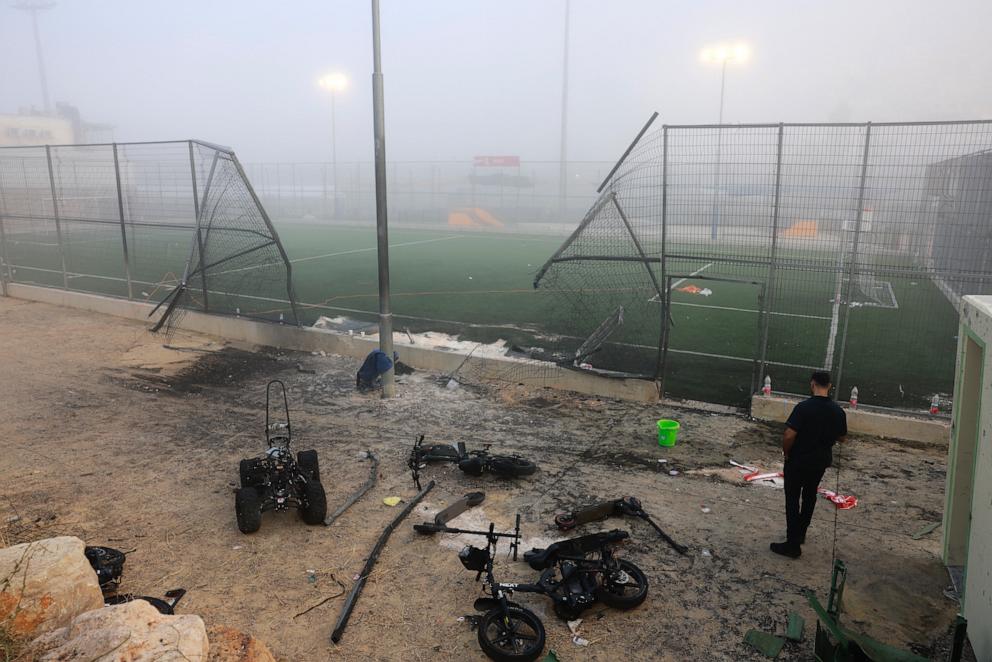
top-left (701, 42), bottom-right (749, 240)
top-left (13, 0), bottom-right (55, 114)
top-left (371, 0), bottom-right (395, 398)
top-left (558, 0), bottom-right (570, 219)
top-left (319, 72), bottom-right (348, 219)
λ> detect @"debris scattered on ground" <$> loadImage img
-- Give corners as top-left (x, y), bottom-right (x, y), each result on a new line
top-left (817, 488), bottom-right (858, 510)
top-left (292, 574), bottom-right (346, 619)
top-left (542, 651), bottom-right (561, 662)
top-left (383, 496), bottom-right (402, 507)
top-left (785, 611), bottom-right (805, 642)
top-left (911, 522), bottom-right (941, 539)
top-left (700, 506), bottom-right (711, 514)
top-left (744, 629), bottom-right (785, 658)
top-left (446, 379), bottom-right (460, 390)
top-left (701, 549), bottom-right (712, 557)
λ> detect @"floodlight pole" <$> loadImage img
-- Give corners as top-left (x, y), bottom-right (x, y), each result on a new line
top-left (331, 89), bottom-right (339, 219)
top-left (371, 0), bottom-right (395, 398)
top-left (557, 0), bottom-right (570, 219)
top-left (14, 1), bottom-right (54, 114)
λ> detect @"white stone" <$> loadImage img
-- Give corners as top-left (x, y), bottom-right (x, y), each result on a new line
top-left (0, 536), bottom-right (103, 637)
top-left (33, 599), bottom-right (208, 661)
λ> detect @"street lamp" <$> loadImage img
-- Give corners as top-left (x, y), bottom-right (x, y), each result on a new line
top-left (700, 42), bottom-right (749, 240)
top-left (318, 72), bottom-right (348, 219)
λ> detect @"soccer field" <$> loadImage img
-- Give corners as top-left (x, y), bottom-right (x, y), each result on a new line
top-left (2, 221), bottom-right (959, 408)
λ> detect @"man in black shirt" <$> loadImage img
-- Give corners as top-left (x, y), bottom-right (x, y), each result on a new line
top-left (770, 371), bottom-right (847, 559)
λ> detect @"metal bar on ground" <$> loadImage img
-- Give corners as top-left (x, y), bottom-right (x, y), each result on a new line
top-left (833, 122), bottom-right (872, 398)
top-left (756, 123), bottom-right (785, 394)
top-left (325, 451), bottom-right (380, 527)
top-left (112, 144), bottom-right (133, 299)
top-left (331, 480), bottom-right (435, 643)
top-left (596, 111), bottom-right (659, 193)
top-left (44, 145), bottom-right (68, 289)
top-left (372, 0), bottom-right (395, 397)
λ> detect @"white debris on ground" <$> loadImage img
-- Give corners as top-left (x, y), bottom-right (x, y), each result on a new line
top-left (312, 316), bottom-right (516, 360)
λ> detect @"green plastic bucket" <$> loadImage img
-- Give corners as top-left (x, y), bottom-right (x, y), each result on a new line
top-left (657, 419), bottom-right (680, 447)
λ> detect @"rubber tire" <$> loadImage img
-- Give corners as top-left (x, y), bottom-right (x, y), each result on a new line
top-left (489, 456), bottom-right (538, 477)
top-left (297, 449), bottom-right (320, 482)
top-left (300, 479), bottom-right (327, 525)
top-left (239, 459), bottom-right (264, 488)
top-left (553, 600), bottom-right (584, 621)
top-left (477, 606), bottom-right (545, 662)
top-left (595, 560), bottom-right (649, 609)
top-left (235, 487), bottom-right (262, 534)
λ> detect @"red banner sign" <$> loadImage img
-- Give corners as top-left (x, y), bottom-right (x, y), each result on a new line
top-left (473, 155), bottom-right (520, 167)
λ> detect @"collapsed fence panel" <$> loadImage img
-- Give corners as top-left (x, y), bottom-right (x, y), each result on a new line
top-left (534, 119), bottom-right (992, 412)
top-left (0, 139), bottom-right (299, 332)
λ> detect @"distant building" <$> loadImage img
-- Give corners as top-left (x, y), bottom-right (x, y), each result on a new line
top-left (0, 103), bottom-right (112, 147)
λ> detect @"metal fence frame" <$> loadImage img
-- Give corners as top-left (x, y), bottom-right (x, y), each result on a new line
top-left (0, 139), bottom-right (299, 328)
top-left (536, 118), bottom-right (992, 414)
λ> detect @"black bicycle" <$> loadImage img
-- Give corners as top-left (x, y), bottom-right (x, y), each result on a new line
top-left (408, 435), bottom-right (537, 489)
top-left (458, 525), bottom-right (648, 661)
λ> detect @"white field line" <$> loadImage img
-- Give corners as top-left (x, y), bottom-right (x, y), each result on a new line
top-left (824, 254), bottom-right (845, 370)
top-left (671, 300), bottom-right (832, 321)
top-left (210, 234), bottom-right (465, 276)
top-left (669, 262), bottom-right (715, 290)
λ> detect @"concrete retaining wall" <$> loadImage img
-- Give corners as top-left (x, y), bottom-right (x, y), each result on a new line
top-left (750, 394), bottom-right (950, 445)
top-left (5, 284), bottom-right (659, 403)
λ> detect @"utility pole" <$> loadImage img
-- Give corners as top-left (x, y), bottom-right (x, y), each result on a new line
top-left (557, 0), bottom-right (570, 219)
top-left (13, 1), bottom-right (55, 114)
top-left (371, 0), bottom-right (395, 398)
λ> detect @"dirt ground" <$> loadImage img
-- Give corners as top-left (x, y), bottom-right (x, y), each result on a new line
top-left (0, 296), bottom-right (970, 661)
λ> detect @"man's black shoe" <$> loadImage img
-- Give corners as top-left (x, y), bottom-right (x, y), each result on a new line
top-left (770, 542), bottom-right (801, 559)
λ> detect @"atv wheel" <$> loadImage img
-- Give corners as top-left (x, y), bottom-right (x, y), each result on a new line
top-left (239, 459), bottom-right (265, 488)
top-left (477, 606), bottom-right (545, 662)
top-left (489, 456), bottom-right (538, 477)
top-left (297, 449), bottom-right (320, 482)
top-left (235, 487), bottom-right (262, 534)
top-left (300, 479), bottom-right (327, 524)
top-left (595, 560), bottom-right (648, 609)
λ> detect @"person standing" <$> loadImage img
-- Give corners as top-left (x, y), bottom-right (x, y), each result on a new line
top-left (770, 371), bottom-right (847, 559)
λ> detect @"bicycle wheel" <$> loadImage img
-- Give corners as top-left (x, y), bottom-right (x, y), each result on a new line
top-left (477, 606), bottom-right (545, 662)
top-left (595, 560), bottom-right (648, 609)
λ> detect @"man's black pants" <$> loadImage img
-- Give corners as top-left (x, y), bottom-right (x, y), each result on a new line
top-left (784, 459), bottom-right (828, 546)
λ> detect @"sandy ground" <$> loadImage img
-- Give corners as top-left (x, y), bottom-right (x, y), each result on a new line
top-left (0, 296), bottom-right (970, 661)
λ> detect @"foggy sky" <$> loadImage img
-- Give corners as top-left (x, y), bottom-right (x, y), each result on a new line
top-left (2, 0), bottom-right (991, 165)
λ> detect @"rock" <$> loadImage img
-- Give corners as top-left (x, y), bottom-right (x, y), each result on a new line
top-left (0, 536), bottom-right (103, 637)
top-left (207, 625), bottom-right (277, 662)
top-left (31, 599), bottom-right (209, 661)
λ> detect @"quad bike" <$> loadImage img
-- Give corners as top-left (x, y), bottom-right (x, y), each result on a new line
top-left (408, 435), bottom-right (537, 489)
top-left (458, 525), bottom-right (648, 661)
top-left (234, 380), bottom-right (326, 533)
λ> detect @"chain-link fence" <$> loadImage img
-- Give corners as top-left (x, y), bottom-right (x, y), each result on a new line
top-left (242, 160), bottom-right (613, 228)
top-left (534, 118), bottom-right (992, 413)
top-left (0, 140), bottom-right (298, 329)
